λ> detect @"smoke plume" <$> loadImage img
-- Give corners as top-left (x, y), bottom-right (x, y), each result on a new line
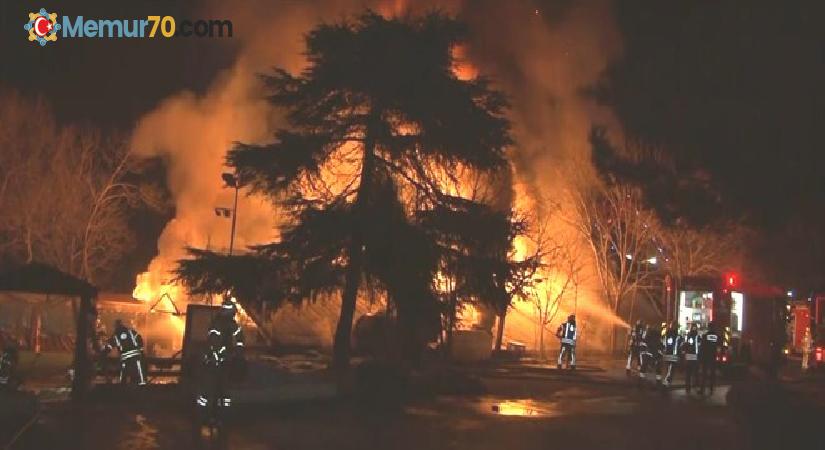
top-left (130, 0), bottom-right (627, 348)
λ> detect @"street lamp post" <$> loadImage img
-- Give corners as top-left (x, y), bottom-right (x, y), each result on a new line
top-left (221, 172), bottom-right (240, 256)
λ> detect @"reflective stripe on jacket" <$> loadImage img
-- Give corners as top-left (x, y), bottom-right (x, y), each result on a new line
top-left (560, 322), bottom-right (577, 345)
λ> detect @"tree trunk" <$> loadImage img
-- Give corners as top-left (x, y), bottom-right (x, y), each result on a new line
top-left (333, 250), bottom-right (361, 371)
top-left (611, 295), bottom-right (623, 355)
top-left (494, 309), bottom-right (507, 352)
top-left (539, 323), bottom-right (546, 360)
top-left (25, 226), bottom-right (33, 263)
top-left (331, 129), bottom-right (375, 373)
top-left (446, 290), bottom-right (457, 357)
top-left (72, 294), bottom-right (94, 400)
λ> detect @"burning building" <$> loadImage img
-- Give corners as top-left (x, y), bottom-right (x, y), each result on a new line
top-left (129, 0), bottom-right (629, 355)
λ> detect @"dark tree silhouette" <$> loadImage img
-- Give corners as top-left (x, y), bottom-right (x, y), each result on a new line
top-left (589, 125), bottom-right (722, 228)
top-left (177, 11), bottom-right (511, 371)
top-left (417, 197), bottom-right (536, 354)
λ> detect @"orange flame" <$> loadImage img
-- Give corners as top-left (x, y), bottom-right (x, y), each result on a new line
top-left (132, 271), bottom-right (184, 304)
top-left (451, 44), bottom-right (478, 81)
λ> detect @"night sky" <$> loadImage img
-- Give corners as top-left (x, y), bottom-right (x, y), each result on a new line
top-left (0, 1), bottom-right (238, 127)
top-left (604, 1), bottom-right (825, 288)
top-left (1, 1), bottom-right (823, 289)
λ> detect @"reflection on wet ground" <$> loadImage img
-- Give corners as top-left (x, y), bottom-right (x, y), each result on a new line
top-left (406, 387), bottom-right (640, 419)
top-left (489, 399), bottom-right (550, 417)
top-left (118, 414), bottom-right (160, 450)
top-left (481, 392), bottom-right (637, 417)
top-left (10, 373), bottom-right (814, 450)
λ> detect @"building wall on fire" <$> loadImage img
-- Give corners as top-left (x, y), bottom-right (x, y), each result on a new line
top-left (97, 293), bottom-right (184, 357)
top-left (261, 289), bottom-right (625, 355)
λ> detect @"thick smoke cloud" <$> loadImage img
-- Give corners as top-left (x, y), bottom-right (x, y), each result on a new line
top-left (130, 0), bottom-right (627, 348)
top-left (460, 1), bottom-right (628, 347)
top-left (463, 0), bottom-right (623, 202)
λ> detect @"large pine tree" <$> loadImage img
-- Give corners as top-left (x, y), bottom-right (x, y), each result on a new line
top-left (179, 11), bottom-right (511, 371)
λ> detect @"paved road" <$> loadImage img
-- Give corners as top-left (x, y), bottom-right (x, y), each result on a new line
top-left (4, 363), bottom-right (824, 450)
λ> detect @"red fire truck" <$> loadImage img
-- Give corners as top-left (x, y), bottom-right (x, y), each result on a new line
top-left (815, 294), bottom-right (825, 368)
top-left (788, 300), bottom-right (810, 354)
top-left (673, 273), bottom-right (787, 367)
top-left (792, 293), bottom-right (825, 368)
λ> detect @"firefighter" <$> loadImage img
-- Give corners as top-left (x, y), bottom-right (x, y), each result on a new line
top-left (102, 319), bottom-right (147, 386)
top-left (801, 327), bottom-right (812, 371)
top-left (556, 314), bottom-right (577, 370)
top-left (0, 344), bottom-right (19, 390)
top-left (661, 322), bottom-right (682, 387)
top-left (196, 295), bottom-right (245, 423)
top-left (196, 329), bottom-right (229, 425)
top-left (698, 321), bottom-right (721, 395)
top-left (636, 323), bottom-right (649, 375)
top-left (639, 324), bottom-right (663, 385)
top-left (682, 323), bottom-right (700, 393)
top-left (94, 319), bottom-right (112, 381)
top-left (626, 319), bottom-right (645, 376)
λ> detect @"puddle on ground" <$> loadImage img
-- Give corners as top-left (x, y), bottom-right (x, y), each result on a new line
top-left (116, 414), bottom-right (160, 450)
top-left (486, 399), bottom-right (560, 417)
top-left (483, 397), bottom-right (636, 417)
top-left (667, 386), bottom-right (729, 406)
top-left (407, 394), bottom-right (637, 420)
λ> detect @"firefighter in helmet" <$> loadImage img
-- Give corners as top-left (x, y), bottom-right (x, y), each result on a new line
top-left (0, 343), bottom-right (20, 391)
top-left (802, 327), bottom-right (812, 371)
top-left (639, 323), bottom-right (663, 385)
top-left (698, 321), bottom-right (721, 395)
top-left (661, 322), bottom-right (682, 387)
top-left (102, 319), bottom-right (147, 386)
top-left (196, 294), bottom-right (245, 423)
top-left (626, 319), bottom-right (645, 376)
top-left (556, 314), bottom-right (577, 370)
top-left (682, 323), bottom-right (700, 393)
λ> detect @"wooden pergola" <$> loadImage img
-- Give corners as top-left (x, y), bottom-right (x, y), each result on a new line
top-left (0, 263), bottom-right (97, 400)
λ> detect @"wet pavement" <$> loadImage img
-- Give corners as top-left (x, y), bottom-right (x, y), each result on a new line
top-left (3, 362), bottom-right (824, 450)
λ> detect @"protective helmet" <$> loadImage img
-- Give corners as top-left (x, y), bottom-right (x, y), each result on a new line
top-left (220, 296), bottom-right (237, 316)
top-left (207, 329), bottom-right (223, 349)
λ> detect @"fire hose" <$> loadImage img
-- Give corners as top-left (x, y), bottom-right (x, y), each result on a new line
top-left (3, 408), bottom-right (40, 450)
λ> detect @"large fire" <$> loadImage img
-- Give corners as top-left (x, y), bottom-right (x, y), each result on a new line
top-left (132, 271), bottom-right (184, 305)
top-left (130, 1), bottom-right (629, 353)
